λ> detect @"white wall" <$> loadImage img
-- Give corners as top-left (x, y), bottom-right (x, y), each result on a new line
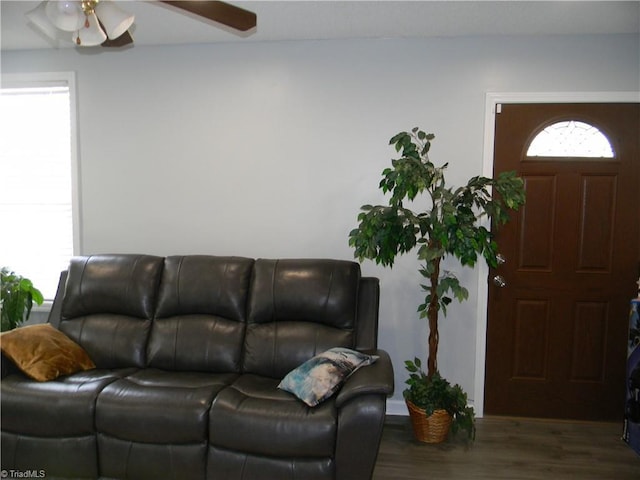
top-left (3, 33), bottom-right (638, 413)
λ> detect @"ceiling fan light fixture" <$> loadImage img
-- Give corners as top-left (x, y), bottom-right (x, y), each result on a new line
top-left (94, 1), bottom-right (135, 40)
top-left (25, 1), bottom-right (255, 48)
top-left (45, 0), bottom-right (84, 32)
top-left (26, 2), bottom-right (60, 40)
top-left (75, 11), bottom-right (107, 46)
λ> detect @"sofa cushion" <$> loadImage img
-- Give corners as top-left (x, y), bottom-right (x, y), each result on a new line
top-left (62, 254), bottom-right (163, 319)
top-left (98, 435), bottom-right (207, 480)
top-left (209, 374), bottom-right (337, 457)
top-left (59, 254), bottom-right (164, 368)
top-left (207, 446), bottom-right (334, 480)
top-left (0, 324), bottom-right (95, 381)
top-left (278, 347), bottom-right (378, 407)
top-left (148, 256), bottom-right (254, 372)
top-left (0, 370), bottom-right (121, 436)
top-left (155, 255), bottom-right (253, 320)
top-left (147, 314), bottom-right (245, 372)
top-left (60, 314), bottom-right (152, 369)
top-left (247, 259), bottom-right (360, 328)
top-left (2, 433), bottom-right (100, 480)
top-left (96, 369), bottom-right (238, 444)
top-left (243, 259), bottom-right (361, 378)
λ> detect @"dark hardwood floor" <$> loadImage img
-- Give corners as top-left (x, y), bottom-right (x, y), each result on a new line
top-left (373, 416), bottom-right (640, 479)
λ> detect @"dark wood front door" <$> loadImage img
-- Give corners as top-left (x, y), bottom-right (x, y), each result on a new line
top-left (485, 103), bottom-right (639, 420)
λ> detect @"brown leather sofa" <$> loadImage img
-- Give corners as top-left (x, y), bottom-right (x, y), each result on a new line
top-left (1, 254), bottom-right (394, 480)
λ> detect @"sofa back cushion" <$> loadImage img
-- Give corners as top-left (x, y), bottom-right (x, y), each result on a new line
top-left (147, 255), bottom-right (254, 372)
top-left (59, 254), bottom-right (164, 368)
top-left (243, 259), bottom-right (361, 378)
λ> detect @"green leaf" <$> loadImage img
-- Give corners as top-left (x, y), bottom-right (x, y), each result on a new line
top-left (1, 268), bottom-right (44, 331)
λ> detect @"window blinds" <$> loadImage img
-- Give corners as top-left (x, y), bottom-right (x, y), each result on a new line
top-left (0, 84), bottom-right (75, 300)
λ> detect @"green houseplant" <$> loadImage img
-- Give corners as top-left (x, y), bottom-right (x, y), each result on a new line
top-left (349, 127), bottom-right (525, 442)
top-left (404, 357), bottom-right (475, 441)
top-left (1, 267), bottom-right (44, 332)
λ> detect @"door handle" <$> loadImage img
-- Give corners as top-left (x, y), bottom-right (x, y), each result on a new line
top-left (493, 275), bottom-right (507, 288)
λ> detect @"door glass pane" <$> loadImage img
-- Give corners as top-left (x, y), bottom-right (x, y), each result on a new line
top-left (526, 121), bottom-right (614, 158)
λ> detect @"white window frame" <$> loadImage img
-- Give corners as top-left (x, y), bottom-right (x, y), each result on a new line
top-left (1, 71), bottom-right (82, 305)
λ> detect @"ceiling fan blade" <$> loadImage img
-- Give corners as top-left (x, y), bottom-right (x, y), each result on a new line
top-left (101, 30), bottom-right (134, 47)
top-left (160, 1), bottom-right (257, 32)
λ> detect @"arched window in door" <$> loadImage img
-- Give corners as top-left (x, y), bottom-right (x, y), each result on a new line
top-left (526, 120), bottom-right (614, 158)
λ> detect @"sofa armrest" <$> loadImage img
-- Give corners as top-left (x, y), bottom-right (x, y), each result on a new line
top-left (335, 349), bottom-right (394, 408)
top-left (1, 353), bottom-right (7, 379)
top-left (1, 351), bottom-right (19, 379)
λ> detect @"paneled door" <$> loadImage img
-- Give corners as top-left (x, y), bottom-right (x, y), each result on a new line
top-left (485, 103), bottom-right (639, 420)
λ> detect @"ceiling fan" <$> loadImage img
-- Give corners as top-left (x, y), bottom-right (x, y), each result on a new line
top-left (26, 1), bottom-right (257, 48)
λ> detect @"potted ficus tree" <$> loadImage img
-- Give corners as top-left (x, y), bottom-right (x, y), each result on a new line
top-left (349, 127), bottom-right (525, 443)
top-left (1, 267), bottom-right (44, 332)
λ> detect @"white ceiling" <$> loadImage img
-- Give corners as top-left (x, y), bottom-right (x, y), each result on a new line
top-left (1, 1), bottom-right (639, 51)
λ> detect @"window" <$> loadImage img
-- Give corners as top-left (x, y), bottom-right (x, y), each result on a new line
top-left (0, 73), bottom-right (80, 300)
top-left (526, 120), bottom-right (614, 158)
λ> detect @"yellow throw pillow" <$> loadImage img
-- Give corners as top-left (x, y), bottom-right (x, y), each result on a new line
top-left (1, 323), bottom-right (95, 381)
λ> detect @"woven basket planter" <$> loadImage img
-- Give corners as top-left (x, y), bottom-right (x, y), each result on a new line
top-left (406, 400), bottom-right (453, 444)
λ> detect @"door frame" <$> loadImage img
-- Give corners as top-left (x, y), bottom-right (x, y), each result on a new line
top-left (474, 91), bottom-right (640, 417)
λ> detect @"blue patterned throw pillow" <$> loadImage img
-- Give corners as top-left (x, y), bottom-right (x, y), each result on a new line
top-left (278, 347), bottom-right (378, 407)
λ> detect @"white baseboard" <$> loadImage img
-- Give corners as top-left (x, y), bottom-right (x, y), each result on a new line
top-left (385, 398), bottom-right (480, 417)
top-left (386, 399), bottom-right (408, 416)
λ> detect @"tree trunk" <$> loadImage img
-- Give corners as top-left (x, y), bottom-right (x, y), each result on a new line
top-left (427, 257), bottom-right (440, 378)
